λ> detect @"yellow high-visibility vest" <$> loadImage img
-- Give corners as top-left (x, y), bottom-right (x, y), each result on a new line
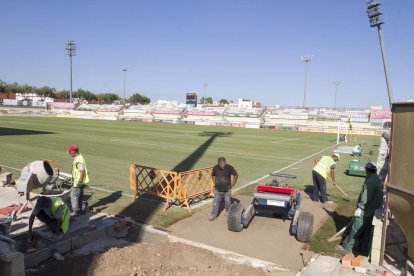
top-left (313, 156), bottom-right (336, 179)
top-left (51, 197), bottom-right (70, 234)
top-left (72, 154), bottom-right (89, 187)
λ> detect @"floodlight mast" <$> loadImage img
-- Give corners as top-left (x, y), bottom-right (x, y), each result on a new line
top-left (332, 81), bottom-right (341, 109)
top-left (123, 66), bottom-right (129, 106)
top-left (301, 55), bottom-right (313, 108)
top-left (65, 40), bottom-right (76, 103)
top-left (366, 0), bottom-right (394, 108)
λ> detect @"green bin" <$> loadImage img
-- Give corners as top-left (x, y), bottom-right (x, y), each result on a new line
top-left (348, 160), bottom-right (367, 177)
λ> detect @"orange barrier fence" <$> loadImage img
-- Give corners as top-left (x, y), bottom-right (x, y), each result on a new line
top-left (129, 164), bottom-right (214, 211)
top-left (129, 165), bottom-right (178, 210)
top-left (177, 167), bottom-right (214, 211)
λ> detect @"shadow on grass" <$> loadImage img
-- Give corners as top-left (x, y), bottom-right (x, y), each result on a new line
top-left (89, 191), bottom-right (123, 212)
top-left (322, 207), bottom-right (352, 232)
top-left (114, 131), bottom-right (234, 244)
top-left (0, 127), bottom-right (55, 136)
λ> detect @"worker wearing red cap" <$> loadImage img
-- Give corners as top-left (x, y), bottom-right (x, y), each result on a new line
top-left (67, 145), bottom-right (89, 216)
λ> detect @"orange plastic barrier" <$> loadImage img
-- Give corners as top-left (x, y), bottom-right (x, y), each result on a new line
top-left (129, 165), bottom-right (214, 211)
top-left (129, 165), bottom-right (178, 210)
top-left (177, 167), bottom-right (214, 211)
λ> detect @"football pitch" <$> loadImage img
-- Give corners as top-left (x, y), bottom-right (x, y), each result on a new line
top-left (0, 116), bottom-right (381, 231)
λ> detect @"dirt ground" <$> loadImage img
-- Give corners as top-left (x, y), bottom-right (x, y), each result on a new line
top-left (27, 240), bottom-right (291, 276)
top-left (168, 194), bottom-right (334, 271)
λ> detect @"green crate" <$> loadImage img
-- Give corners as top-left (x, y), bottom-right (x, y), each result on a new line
top-left (348, 160), bottom-right (367, 177)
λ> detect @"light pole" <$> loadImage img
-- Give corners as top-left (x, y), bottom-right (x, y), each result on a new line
top-left (65, 40), bottom-right (76, 103)
top-left (123, 66), bottom-right (128, 106)
top-left (202, 83), bottom-right (208, 104)
top-left (301, 55), bottom-right (313, 108)
top-left (366, 0), bottom-right (394, 108)
top-left (332, 81), bottom-right (341, 109)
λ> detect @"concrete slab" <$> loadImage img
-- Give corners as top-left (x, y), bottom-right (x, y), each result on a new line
top-left (168, 194), bottom-right (334, 271)
top-left (300, 255), bottom-right (340, 276)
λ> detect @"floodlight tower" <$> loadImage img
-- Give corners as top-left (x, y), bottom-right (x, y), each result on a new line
top-left (301, 55), bottom-right (313, 108)
top-left (65, 40), bottom-right (76, 103)
top-left (123, 66), bottom-right (129, 106)
top-left (366, 0), bottom-right (394, 108)
top-left (332, 81), bottom-right (341, 109)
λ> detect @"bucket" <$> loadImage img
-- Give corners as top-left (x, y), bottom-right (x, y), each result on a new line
top-left (0, 216), bottom-right (12, 235)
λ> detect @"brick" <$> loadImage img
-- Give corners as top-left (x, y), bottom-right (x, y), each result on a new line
top-left (341, 253), bottom-right (354, 267)
top-left (24, 248), bottom-right (51, 268)
top-left (351, 255), bottom-right (368, 267)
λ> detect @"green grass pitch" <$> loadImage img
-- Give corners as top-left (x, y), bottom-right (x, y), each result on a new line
top-left (0, 116), bottom-right (381, 252)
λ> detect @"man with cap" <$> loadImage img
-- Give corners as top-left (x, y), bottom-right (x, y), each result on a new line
top-left (336, 163), bottom-right (384, 253)
top-left (67, 144), bottom-right (89, 216)
top-left (311, 153), bottom-right (340, 204)
top-left (209, 157), bottom-right (238, 221)
top-left (28, 196), bottom-right (71, 239)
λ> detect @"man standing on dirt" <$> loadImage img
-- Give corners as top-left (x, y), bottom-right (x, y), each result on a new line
top-left (311, 153), bottom-right (340, 204)
top-left (209, 157), bottom-right (238, 221)
top-left (67, 144), bottom-right (89, 217)
top-left (336, 163), bottom-right (383, 254)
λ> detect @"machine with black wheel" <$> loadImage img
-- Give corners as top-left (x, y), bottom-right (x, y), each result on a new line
top-left (227, 173), bottom-right (314, 242)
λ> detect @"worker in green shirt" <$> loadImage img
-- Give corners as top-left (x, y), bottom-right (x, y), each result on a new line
top-left (336, 163), bottom-right (384, 253)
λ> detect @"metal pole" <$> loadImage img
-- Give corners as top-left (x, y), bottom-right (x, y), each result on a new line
top-left (334, 85), bottom-right (337, 109)
top-left (123, 69), bottom-right (126, 106)
top-left (303, 62), bottom-right (308, 108)
top-left (70, 55), bottom-right (72, 103)
top-left (377, 25), bottom-right (394, 108)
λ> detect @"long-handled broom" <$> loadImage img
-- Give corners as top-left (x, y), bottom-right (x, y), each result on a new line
top-left (327, 176), bottom-right (352, 202)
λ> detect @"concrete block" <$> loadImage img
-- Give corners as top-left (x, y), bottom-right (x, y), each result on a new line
top-left (341, 253), bottom-right (354, 267)
top-left (54, 239), bottom-right (72, 254)
top-left (107, 223), bottom-right (128, 238)
top-left (0, 251), bottom-right (24, 276)
top-left (24, 248), bottom-right (51, 268)
top-left (1, 172), bottom-right (12, 185)
top-left (351, 255), bottom-right (368, 267)
top-left (71, 225), bottom-right (107, 251)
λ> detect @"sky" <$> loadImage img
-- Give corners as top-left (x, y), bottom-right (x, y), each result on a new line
top-left (0, 0), bottom-right (413, 108)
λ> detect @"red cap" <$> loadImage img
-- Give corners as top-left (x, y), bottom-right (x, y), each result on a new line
top-left (66, 144), bottom-right (78, 152)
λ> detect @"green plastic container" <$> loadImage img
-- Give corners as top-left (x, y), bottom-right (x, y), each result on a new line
top-left (348, 160), bottom-right (367, 177)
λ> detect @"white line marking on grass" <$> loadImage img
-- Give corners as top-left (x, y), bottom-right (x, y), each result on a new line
top-left (109, 140), bottom-right (297, 161)
top-left (190, 142), bottom-right (342, 210)
top-left (271, 135), bottom-right (313, 144)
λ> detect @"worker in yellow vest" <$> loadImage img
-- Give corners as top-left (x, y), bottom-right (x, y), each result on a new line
top-left (352, 144), bottom-right (363, 156)
top-left (67, 144), bottom-right (89, 217)
top-left (311, 153), bottom-right (340, 204)
top-left (29, 196), bottom-right (71, 239)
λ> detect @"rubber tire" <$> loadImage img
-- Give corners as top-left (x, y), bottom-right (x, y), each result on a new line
top-left (296, 211), bottom-right (314, 242)
top-left (227, 203), bottom-right (245, 232)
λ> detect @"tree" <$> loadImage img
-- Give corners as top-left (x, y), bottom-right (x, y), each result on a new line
top-left (129, 93), bottom-right (150, 105)
top-left (36, 86), bottom-right (55, 100)
top-left (205, 97), bottom-right (213, 104)
top-left (199, 97), bottom-right (206, 104)
top-left (0, 80), bottom-right (6, 93)
top-left (96, 93), bottom-right (120, 104)
top-left (218, 99), bottom-right (229, 105)
top-left (55, 90), bottom-right (70, 101)
top-left (74, 89), bottom-right (97, 102)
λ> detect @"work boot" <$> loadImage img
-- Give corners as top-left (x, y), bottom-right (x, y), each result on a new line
top-left (71, 212), bottom-right (81, 217)
top-left (209, 216), bottom-right (217, 221)
top-left (324, 200), bottom-right (334, 204)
